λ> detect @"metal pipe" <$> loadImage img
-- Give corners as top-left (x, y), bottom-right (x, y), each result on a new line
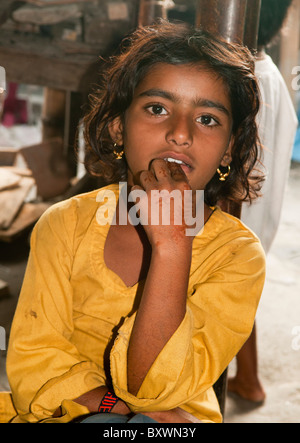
top-left (138, 0), bottom-right (174, 26)
top-left (195, 0), bottom-right (248, 44)
top-left (244, 0), bottom-right (262, 51)
top-left (195, 0), bottom-right (261, 220)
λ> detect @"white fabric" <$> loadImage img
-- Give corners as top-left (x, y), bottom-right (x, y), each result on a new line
top-left (241, 54), bottom-right (298, 253)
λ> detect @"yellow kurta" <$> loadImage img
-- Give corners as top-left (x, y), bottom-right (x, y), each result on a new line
top-left (6, 184), bottom-right (265, 423)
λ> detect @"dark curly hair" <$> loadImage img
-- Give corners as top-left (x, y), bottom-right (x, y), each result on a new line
top-left (83, 20), bottom-right (263, 206)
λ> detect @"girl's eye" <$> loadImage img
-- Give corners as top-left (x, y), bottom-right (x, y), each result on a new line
top-left (147, 105), bottom-right (168, 116)
top-left (197, 115), bottom-right (219, 127)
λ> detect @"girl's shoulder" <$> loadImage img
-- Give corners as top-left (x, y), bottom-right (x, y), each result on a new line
top-left (191, 207), bottom-right (266, 285)
top-left (200, 206), bottom-right (261, 239)
top-left (34, 184), bottom-right (120, 243)
top-left (195, 206), bottom-right (265, 261)
top-left (39, 184), bottom-right (120, 222)
top-left (213, 206), bottom-right (261, 239)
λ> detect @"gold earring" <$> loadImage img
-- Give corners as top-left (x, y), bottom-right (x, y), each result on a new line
top-left (217, 165), bottom-right (231, 182)
top-left (113, 143), bottom-right (124, 160)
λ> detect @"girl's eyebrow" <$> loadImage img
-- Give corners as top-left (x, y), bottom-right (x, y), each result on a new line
top-left (138, 88), bottom-right (230, 117)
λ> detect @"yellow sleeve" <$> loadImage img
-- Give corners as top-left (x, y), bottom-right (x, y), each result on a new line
top-left (110, 238), bottom-right (265, 413)
top-left (6, 202), bottom-right (105, 423)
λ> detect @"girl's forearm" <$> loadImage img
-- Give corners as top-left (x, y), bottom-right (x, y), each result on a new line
top-left (127, 245), bottom-right (192, 396)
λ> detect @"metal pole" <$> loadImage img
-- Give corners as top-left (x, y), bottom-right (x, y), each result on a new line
top-left (244, 0), bottom-right (262, 51)
top-left (195, 0), bottom-right (248, 44)
top-left (138, 0), bottom-right (174, 26)
top-left (195, 0), bottom-right (262, 219)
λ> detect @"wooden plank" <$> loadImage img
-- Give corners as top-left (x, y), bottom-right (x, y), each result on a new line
top-left (0, 168), bottom-right (21, 191)
top-left (0, 29), bottom-right (99, 91)
top-left (0, 202), bottom-right (50, 242)
top-left (0, 176), bottom-right (35, 230)
top-left (0, 43), bottom-right (96, 92)
top-left (24, 0), bottom-right (95, 5)
top-left (1, 166), bottom-right (32, 177)
top-left (0, 1), bottom-right (139, 91)
top-left (12, 4), bottom-right (82, 25)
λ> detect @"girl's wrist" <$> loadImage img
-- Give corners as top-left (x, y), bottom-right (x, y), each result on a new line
top-left (151, 239), bottom-right (193, 259)
top-left (98, 390), bottom-right (119, 413)
top-left (73, 386), bottom-right (130, 416)
top-left (97, 389), bottom-right (131, 416)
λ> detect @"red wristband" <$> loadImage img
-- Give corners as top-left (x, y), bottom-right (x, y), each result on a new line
top-left (98, 390), bottom-right (119, 413)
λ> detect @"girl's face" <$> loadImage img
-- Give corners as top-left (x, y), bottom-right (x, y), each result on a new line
top-left (111, 63), bottom-right (234, 191)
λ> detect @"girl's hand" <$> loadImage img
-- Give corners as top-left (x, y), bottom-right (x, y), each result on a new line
top-left (127, 160), bottom-right (196, 395)
top-left (132, 159), bottom-right (197, 252)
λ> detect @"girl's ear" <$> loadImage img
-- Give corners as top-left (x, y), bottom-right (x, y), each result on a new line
top-left (220, 135), bottom-right (234, 167)
top-left (108, 117), bottom-right (124, 145)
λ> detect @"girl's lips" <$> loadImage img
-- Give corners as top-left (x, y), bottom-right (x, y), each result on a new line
top-left (163, 157), bottom-right (190, 167)
top-left (156, 152), bottom-right (194, 170)
top-left (164, 158), bottom-right (193, 176)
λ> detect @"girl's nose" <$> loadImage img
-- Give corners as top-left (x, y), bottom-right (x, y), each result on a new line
top-left (166, 114), bottom-right (193, 148)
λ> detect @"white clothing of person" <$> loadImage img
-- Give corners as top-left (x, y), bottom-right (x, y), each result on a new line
top-left (241, 53), bottom-right (298, 253)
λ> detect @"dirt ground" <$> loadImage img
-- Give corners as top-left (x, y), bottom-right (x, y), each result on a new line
top-left (0, 145), bottom-right (300, 423)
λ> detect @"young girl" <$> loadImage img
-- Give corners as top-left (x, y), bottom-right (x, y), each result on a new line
top-left (6, 21), bottom-right (265, 424)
